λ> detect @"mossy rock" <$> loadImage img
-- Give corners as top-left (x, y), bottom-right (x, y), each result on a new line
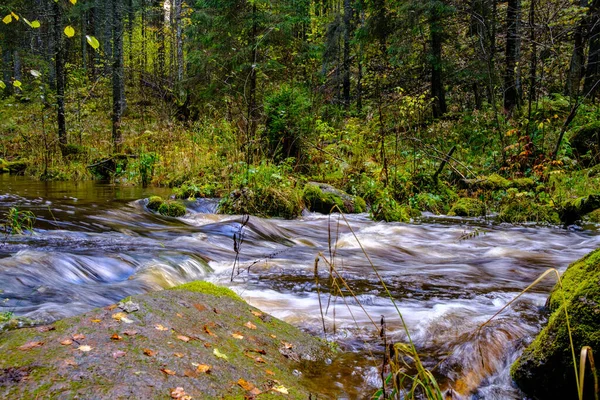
top-left (370, 190), bottom-right (411, 222)
top-left (0, 158), bottom-right (28, 174)
top-left (303, 183), bottom-right (365, 214)
top-left (561, 194), bottom-right (600, 226)
top-left (146, 196), bottom-right (186, 217)
top-left (584, 208), bottom-right (600, 223)
top-left (448, 198), bottom-right (486, 217)
top-left (219, 186), bottom-right (303, 219)
top-left (511, 248), bottom-right (600, 399)
top-left (0, 284), bottom-right (335, 399)
top-left (497, 193), bottom-right (560, 224)
top-left (460, 174), bottom-right (536, 191)
top-left (569, 121), bottom-right (600, 167)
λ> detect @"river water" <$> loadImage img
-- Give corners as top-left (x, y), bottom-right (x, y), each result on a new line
top-left (1, 175), bottom-right (599, 399)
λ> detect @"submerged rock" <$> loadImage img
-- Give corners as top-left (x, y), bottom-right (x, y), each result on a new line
top-left (146, 196), bottom-right (187, 217)
top-left (303, 182), bottom-right (366, 214)
top-left (511, 248), bottom-right (600, 399)
top-left (0, 282), bottom-right (333, 399)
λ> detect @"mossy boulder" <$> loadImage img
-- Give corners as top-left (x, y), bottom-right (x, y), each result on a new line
top-left (511, 248), bottom-right (600, 399)
top-left (0, 282), bottom-right (335, 399)
top-left (219, 186), bottom-right (303, 219)
top-left (370, 190), bottom-right (411, 222)
top-left (561, 194), bottom-right (600, 226)
top-left (497, 192), bottom-right (560, 224)
top-left (0, 158), bottom-right (28, 174)
top-left (146, 196), bottom-right (187, 217)
top-left (460, 174), bottom-right (536, 191)
top-left (569, 121), bottom-right (600, 167)
top-left (303, 183), bottom-right (366, 214)
top-left (448, 197), bottom-right (486, 217)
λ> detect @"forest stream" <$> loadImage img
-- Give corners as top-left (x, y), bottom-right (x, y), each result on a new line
top-left (1, 174), bottom-right (599, 399)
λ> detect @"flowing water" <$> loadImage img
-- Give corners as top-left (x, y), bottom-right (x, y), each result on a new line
top-left (1, 175), bottom-right (599, 399)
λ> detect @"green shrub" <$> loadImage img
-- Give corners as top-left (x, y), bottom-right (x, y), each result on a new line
top-left (370, 189), bottom-right (411, 222)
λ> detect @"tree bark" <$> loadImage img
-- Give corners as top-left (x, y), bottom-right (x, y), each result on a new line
top-left (584, 0), bottom-right (600, 96)
top-left (430, 1), bottom-right (447, 118)
top-left (504, 0), bottom-right (521, 112)
top-left (566, 0), bottom-right (588, 97)
top-left (175, 0), bottom-right (184, 83)
top-left (342, 0), bottom-right (352, 107)
top-left (112, 0), bottom-right (125, 152)
top-left (54, 1), bottom-right (67, 152)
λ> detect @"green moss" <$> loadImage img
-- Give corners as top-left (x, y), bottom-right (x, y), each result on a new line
top-left (219, 186), bottom-right (303, 219)
top-left (586, 208), bottom-right (600, 223)
top-left (303, 184), bottom-right (344, 213)
top-left (354, 196), bottom-right (367, 213)
top-left (169, 281), bottom-right (243, 302)
top-left (482, 173), bottom-right (511, 190)
top-left (146, 196), bottom-right (164, 211)
top-left (512, 177), bottom-right (535, 190)
top-left (511, 247), bottom-right (600, 399)
top-left (448, 197), bottom-right (485, 217)
top-left (146, 196), bottom-right (186, 217)
top-left (497, 192), bottom-right (560, 224)
top-left (370, 190), bottom-right (411, 222)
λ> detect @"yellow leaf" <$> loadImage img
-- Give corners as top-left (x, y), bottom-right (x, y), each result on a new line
top-left (12, 80), bottom-right (22, 88)
top-left (0, 81), bottom-right (6, 89)
top-left (231, 333), bottom-right (244, 340)
top-left (272, 385), bottom-right (289, 394)
top-left (77, 345), bottom-right (92, 352)
top-left (64, 25), bottom-right (75, 38)
top-left (112, 312), bottom-right (127, 321)
top-left (90, 319), bottom-right (101, 323)
top-left (10, 12), bottom-right (18, 21)
top-left (86, 35), bottom-right (100, 50)
top-left (161, 368), bottom-right (176, 376)
top-left (244, 321), bottom-right (257, 330)
top-left (31, 20), bottom-right (40, 28)
top-left (195, 364), bottom-right (211, 373)
top-left (2, 15), bottom-right (12, 24)
top-left (213, 348), bottom-right (228, 360)
top-left (69, 0), bottom-right (77, 4)
top-left (155, 324), bottom-right (169, 331)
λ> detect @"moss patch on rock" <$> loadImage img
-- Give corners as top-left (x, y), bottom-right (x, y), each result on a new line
top-left (146, 196), bottom-right (187, 217)
top-left (0, 158), bottom-right (28, 174)
top-left (0, 284), bottom-right (336, 399)
top-left (497, 191), bottom-right (560, 224)
top-left (303, 183), bottom-right (365, 214)
top-left (448, 197), bottom-right (485, 217)
top-left (219, 186), bottom-right (303, 219)
top-left (169, 281), bottom-right (243, 302)
top-left (370, 190), bottom-right (411, 222)
top-left (511, 248), bottom-right (600, 399)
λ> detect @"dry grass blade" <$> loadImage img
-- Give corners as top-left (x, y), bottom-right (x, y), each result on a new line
top-left (579, 346), bottom-right (599, 400)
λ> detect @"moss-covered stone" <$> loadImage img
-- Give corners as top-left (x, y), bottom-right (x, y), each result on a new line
top-left (496, 191), bottom-right (560, 224)
top-left (0, 158), bottom-right (28, 174)
top-left (302, 183), bottom-right (365, 214)
top-left (169, 281), bottom-right (243, 302)
top-left (569, 121), bottom-right (600, 167)
top-left (585, 208), bottom-right (600, 223)
top-left (511, 248), bottom-right (600, 399)
top-left (448, 197), bottom-right (486, 217)
top-left (146, 196), bottom-right (186, 217)
top-left (561, 194), bottom-right (600, 226)
top-left (219, 186), bottom-right (303, 219)
top-left (370, 191), bottom-right (411, 222)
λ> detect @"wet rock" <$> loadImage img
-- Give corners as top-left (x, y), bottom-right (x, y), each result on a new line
top-left (511, 248), bottom-right (600, 399)
top-left (146, 196), bottom-right (186, 217)
top-left (117, 300), bottom-right (139, 313)
top-left (303, 182), bottom-right (366, 214)
top-left (448, 197), bottom-right (485, 217)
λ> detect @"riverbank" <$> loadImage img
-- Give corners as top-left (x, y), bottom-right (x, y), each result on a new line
top-left (0, 282), bottom-right (335, 399)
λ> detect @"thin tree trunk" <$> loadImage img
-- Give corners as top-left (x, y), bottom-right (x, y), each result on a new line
top-left (54, 1), bottom-right (67, 153)
top-left (566, 0), bottom-right (588, 97)
top-left (112, 0), bottom-right (124, 152)
top-left (81, 9), bottom-right (87, 73)
top-left (504, 0), bottom-right (521, 112)
top-left (175, 0), bottom-right (183, 83)
top-left (430, 1), bottom-right (447, 118)
top-left (527, 0), bottom-right (537, 138)
top-left (342, 0), bottom-right (352, 107)
top-left (13, 50), bottom-right (21, 95)
top-left (584, 0), bottom-right (600, 97)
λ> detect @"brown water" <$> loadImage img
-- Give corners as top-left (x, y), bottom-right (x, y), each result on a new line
top-left (1, 174), bottom-right (599, 399)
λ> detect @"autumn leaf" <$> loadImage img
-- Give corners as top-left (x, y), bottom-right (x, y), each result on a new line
top-left (2, 15), bottom-right (12, 24)
top-left (250, 310), bottom-right (262, 317)
top-left (174, 353), bottom-right (184, 358)
top-left (161, 368), bottom-right (176, 376)
top-left (106, 304), bottom-right (118, 311)
top-left (183, 370), bottom-right (197, 378)
top-left (265, 369), bottom-right (275, 376)
top-left (213, 348), bottom-right (228, 360)
top-left (270, 334), bottom-right (277, 339)
top-left (112, 312), bottom-right (127, 321)
top-left (272, 385), bottom-right (289, 394)
top-left (111, 334), bottom-right (123, 341)
top-left (112, 350), bottom-right (126, 359)
top-left (280, 341), bottom-right (293, 349)
top-left (231, 332), bottom-right (244, 340)
top-left (143, 348), bottom-right (157, 357)
top-left (155, 324), bottom-right (169, 331)
top-left (77, 345), bottom-right (92, 352)
top-left (195, 364), bottom-right (211, 373)
top-left (176, 335), bottom-right (190, 342)
top-left (170, 387), bottom-right (192, 400)
top-left (244, 321), bottom-right (257, 330)
top-left (237, 378), bottom-right (256, 391)
top-left (85, 35), bottom-right (100, 50)
top-left (19, 341), bottom-right (44, 351)
top-left (36, 325), bottom-right (55, 333)
top-left (204, 325), bottom-right (216, 337)
top-left (90, 319), bottom-right (101, 323)
top-left (72, 333), bottom-right (85, 341)
top-left (60, 339), bottom-right (73, 346)
top-left (255, 357), bottom-right (265, 363)
top-left (193, 303), bottom-right (206, 312)
top-left (64, 25), bottom-right (75, 38)
top-left (176, 313), bottom-right (183, 318)
top-left (64, 358), bottom-right (77, 367)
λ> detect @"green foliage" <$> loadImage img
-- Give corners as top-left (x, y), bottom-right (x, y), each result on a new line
top-left (2, 207), bottom-right (35, 235)
top-left (370, 189), bottom-right (411, 222)
top-left (303, 183), bottom-right (366, 214)
top-left (448, 197), bottom-right (485, 217)
top-left (497, 190), bottom-right (561, 225)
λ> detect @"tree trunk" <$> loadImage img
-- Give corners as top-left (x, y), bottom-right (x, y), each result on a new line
top-left (342, 0), bottom-right (352, 107)
top-left (584, 0), bottom-right (600, 96)
top-left (175, 0), bottom-right (184, 83)
top-left (430, 1), bottom-right (447, 118)
top-left (504, 0), bottom-right (521, 112)
top-left (566, 0), bottom-right (588, 97)
top-left (112, 0), bottom-right (125, 152)
top-left (54, 1), bottom-right (67, 153)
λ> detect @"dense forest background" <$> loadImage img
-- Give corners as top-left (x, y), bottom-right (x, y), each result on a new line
top-left (2, 0), bottom-right (600, 222)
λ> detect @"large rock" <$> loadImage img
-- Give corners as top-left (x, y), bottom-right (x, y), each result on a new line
top-left (511, 248), bottom-right (600, 399)
top-left (0, 282), bottom-right (333, 399)
top-left (303, 182), bottom-right (366, 214)
top-left (569, 122), bottom-right (600, 167)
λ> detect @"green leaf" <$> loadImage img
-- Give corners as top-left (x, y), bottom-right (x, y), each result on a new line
top-left (0, 81), bottom-right (6, 89)
top-left (30, 70), bottom-right (41, 78)
top-left (13, 80), bottom-right (22, 88)
top-left (2, 15), bottom-right (12, 24)
top-left (86, 35), bottom-right (100, 50)
top-left (31, 20), bottom-right (40, 28)
top-left (64, 25), bottom-right (75, 38)
top-left (213, 348), bottom-right (228, 360)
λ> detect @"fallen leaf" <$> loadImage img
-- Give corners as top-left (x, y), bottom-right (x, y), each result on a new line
top-left (106, 304), bottom-right (118, 311)
top-left (36, 325), bottom-right (55, 333)
top-left (238, 378), bottom-right (256, 391)
top-left (280, 341), bottom-right (293, 349)
top-left (72, 333), bottom-right (85, 341)
top-left (143, 348), bottom-right (157, 357)
top-left (250, 387), bottom-right (262, 396)
top-left (90, 319), bottom-right (101, 323)
top-left (112, 350), bottom-right (126, 359)
top-left (213, 348), bottom-right (228, 360)
top-left (250, 310), bottom-right (262, 317)
top-left (63, 358), bottom-right (77, 367)
top-left (155, 324), bottom-right (169, 331)
top-left (123, 330), bottom-right (138, 336)
top-left (204, 325), bottom-right (216, 337)
top-left (265, 369), bottom-right (275, 376)
top-left (120, 317), bottom-right (134, 324)
top-left (170, 387), bottom-right (192, 400)
top-left (231, 333), bottom-right (244, 340)
top-left (195, 364), bottom-right (211, 373)
top-left (19, 341), bottom-right (44, 351)
top-left (244, 321), bottom-right (257, 330)
top-left (247, 348), bottom-right (266, 355)
top-left (270, 334), bottom-right (277, 339)
top-left (177, 335), bottom-right (190, 343)
top-left (193, 303), bottom-right (206, 312)
top-left (111, 333), bottom-right (122, 341)
top-left (161, 368), bottom-right (176, 376)
top-left (176, 313), bottom-right (183, 318)
top-left (174, 353), bottom-right (185, 358)
top-left (203, 343), bottom-right (211, 348)
top-left (272, 385), bottom-right (289, 394)
top-left (183, 369), bottom-right (198, 378)
top-left (77, 345), bottom-right (92, 352)
top-left (255, 357), bottom-right (265, 363)
top-left (60, 339), bottom-right (73, 346)
top-left (112, 312), bottom-right (127, 321)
